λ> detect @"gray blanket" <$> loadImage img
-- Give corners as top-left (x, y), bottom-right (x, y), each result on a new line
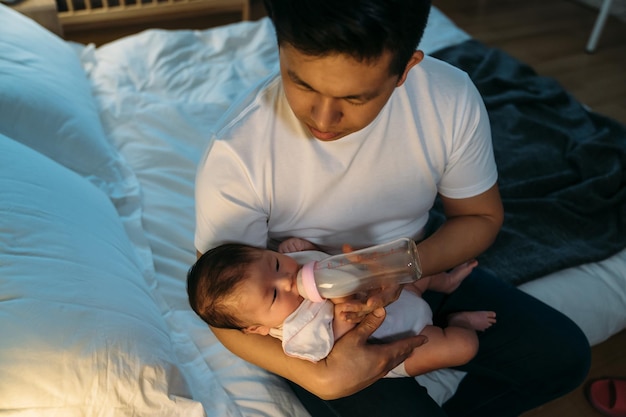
top-left (428, 40), bottom-right (626, 285)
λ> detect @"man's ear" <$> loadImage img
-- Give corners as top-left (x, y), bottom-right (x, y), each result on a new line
top-left (243, 324), bottom-right (271, 335)
top-left (396, 50), bottom-right (424, 87)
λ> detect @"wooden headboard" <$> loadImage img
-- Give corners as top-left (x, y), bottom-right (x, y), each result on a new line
top-left (58, 0), bottom-right (250, 32)
top-left (11, 0), bottom-right (258, 45)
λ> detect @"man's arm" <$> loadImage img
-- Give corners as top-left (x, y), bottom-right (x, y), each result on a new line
top-left (417, 183), bottom-right (503, 276)
top-left (337, 184), bottom-right (503, 322)
top-left (210, 308), bottom-right (427, 400)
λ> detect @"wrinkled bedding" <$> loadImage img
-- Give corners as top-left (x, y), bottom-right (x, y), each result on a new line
top-left (430, 39), bottom-right (626, 285)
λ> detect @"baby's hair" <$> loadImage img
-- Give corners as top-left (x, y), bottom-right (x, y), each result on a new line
top-left (187, 243), bottom-right (263, 330)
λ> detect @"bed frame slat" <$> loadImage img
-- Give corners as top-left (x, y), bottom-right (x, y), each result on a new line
top-left (58, 0), bottom-right (249, 30)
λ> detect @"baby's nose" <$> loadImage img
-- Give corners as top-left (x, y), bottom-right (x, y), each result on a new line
top-left (279, 273), bottom-right (297, 293)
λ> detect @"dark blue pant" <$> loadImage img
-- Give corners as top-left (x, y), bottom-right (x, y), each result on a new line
top-left (288, 268), bottom-right (591, 417)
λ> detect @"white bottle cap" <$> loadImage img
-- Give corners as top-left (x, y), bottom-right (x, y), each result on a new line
top-left (296, 261), bottom-right (324, 302)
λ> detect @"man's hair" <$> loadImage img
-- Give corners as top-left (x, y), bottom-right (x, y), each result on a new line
top-left (187, 243), bottom-right (263, 330)
top-left (263, 0), bottom-right (432, 76)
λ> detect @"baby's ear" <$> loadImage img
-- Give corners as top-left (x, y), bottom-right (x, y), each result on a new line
top-left (243, 325), bottom-right (271, 335)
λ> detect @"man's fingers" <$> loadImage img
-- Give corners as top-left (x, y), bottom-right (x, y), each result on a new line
top-left (387, 335), bottom-right (429, 367)
top-left (365, 284), bottom-right (401, 309)
top-left (356, 309), bottom-right (428, 355)
top-left (407, 334), bottom-right (428, 349)
top-left (366, 333), bottom-right (428, 377)
top-left (342, 243), bottom-right (365, 264)
top-left (341, 308), bottom-right (429, 378)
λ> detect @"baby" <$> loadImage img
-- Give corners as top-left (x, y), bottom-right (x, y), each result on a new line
top-left (187, 238), bottom-right (496, 377)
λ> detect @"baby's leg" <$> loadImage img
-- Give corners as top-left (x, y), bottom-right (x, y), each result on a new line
top-left (448, 310), bottom-right (497, 332)
top-left (408, 276), bottom-right (431, 297)
top-left (402, 325), bottom-right (479, 377)
top-left (422, 259), bottom-right (478, 294)
top-left (278, 237), bottom-right (318, 253)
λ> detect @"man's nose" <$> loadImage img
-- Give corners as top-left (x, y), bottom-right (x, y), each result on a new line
top-left (311, 96), bottom-right (342, 130)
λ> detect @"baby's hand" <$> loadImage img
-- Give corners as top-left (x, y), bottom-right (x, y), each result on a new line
top-left (278, 237), bottom-right (319, 253)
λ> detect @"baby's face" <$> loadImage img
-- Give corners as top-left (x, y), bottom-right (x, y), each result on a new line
top-left (238, 250), bottom-right (304, 332)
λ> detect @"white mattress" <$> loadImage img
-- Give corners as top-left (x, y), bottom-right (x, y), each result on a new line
top-left (78, 7), bottom-right (626, 413)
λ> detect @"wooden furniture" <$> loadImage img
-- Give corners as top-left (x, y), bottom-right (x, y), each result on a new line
top-left (9, 0), bottom-right (251, 41)
top-left (57, 0), bottom-right (250, 33)
top-left (11, 0), bottom-right (63, 35)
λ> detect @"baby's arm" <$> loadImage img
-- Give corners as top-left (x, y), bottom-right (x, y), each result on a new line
top-left (278, 237), bottom-right (319, 253)
top-left (402, 324), bottom-right (478, 376)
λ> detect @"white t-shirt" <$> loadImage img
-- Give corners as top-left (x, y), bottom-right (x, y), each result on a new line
top-left (195, 55), bottom-right (497, 254)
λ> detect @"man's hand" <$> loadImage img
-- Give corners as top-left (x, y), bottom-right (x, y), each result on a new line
top-left (321, 307), bottom-right (428, 399)
top-left (333, 284), bottom-right (403, 323)
top-left (333, 243), bottom-right (404, 323)
top-left (212, 304), bottom-right (428, 400)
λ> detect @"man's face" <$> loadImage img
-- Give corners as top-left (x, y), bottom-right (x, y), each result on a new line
top-left (279, 44), bottom-right (403, 141)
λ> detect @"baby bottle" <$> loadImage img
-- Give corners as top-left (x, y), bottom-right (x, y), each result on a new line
top-left (296, 238), bottom-right (422, 302)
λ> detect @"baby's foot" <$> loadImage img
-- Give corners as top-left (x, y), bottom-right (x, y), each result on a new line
top-left (278, 237), bottom-right (318, 253)
top-left (448, 311), bottom-right (496, 331)
top-left (428, 259), bottom-right (478, 294)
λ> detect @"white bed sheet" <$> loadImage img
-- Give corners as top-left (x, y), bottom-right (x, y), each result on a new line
top-left (79, 7), bottom-right (626, 413)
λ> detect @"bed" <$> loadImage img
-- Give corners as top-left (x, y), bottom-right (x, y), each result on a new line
top-left (1, 3), bottom-right (625, 415)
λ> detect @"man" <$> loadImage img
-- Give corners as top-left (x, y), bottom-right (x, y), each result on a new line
top-left (194, 0), bottom-right (590, 415)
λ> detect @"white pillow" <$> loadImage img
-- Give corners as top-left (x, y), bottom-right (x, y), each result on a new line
top-left (0, 5), bottom-right (141, 217)
top-left (0, 4), bottom-right (155, 281)
top-left (0, 134), bottom-right (205, 417)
